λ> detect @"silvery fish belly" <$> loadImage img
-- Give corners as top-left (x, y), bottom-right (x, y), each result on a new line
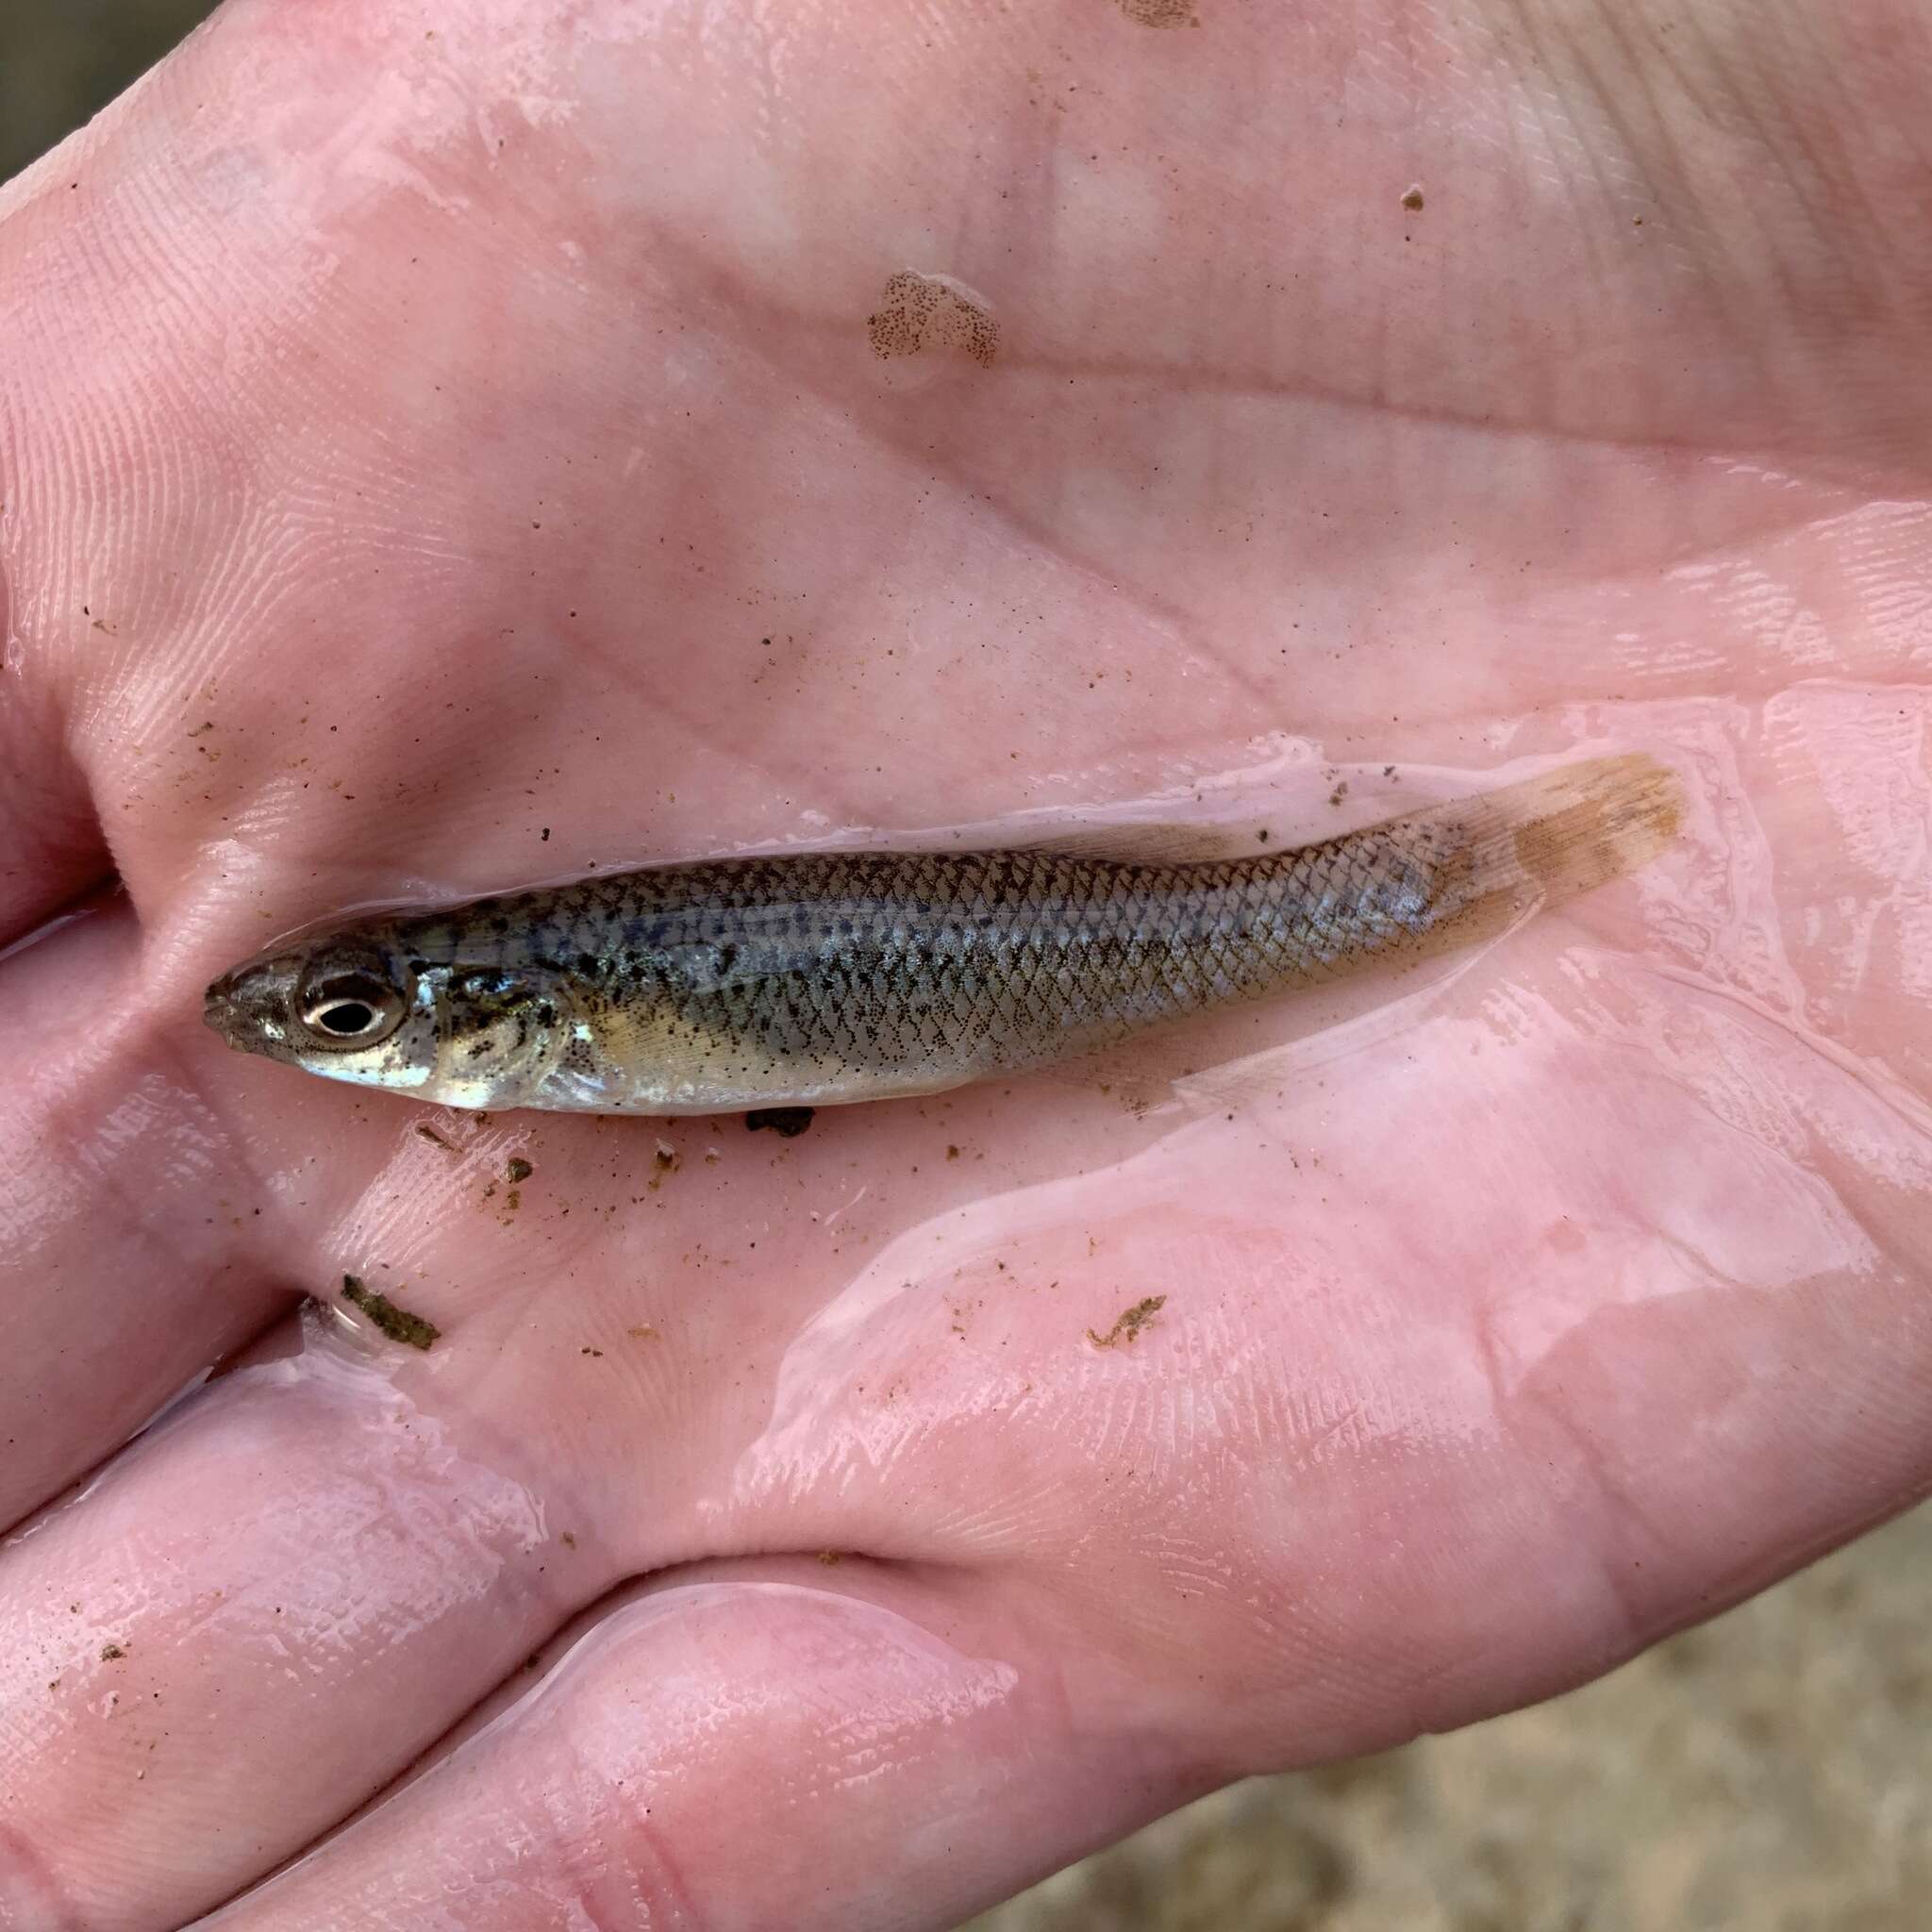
top-left (202, 755), bottom-right (1680, 1114)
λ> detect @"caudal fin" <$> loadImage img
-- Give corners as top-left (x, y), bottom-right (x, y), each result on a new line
top-left (1464, 752), bottom-right (1681, 896)
top-left (1401, 752), bottom-right (1683, 946)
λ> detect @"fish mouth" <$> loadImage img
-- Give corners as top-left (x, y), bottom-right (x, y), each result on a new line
top-left (203, 960), bottom-right (295, 1055)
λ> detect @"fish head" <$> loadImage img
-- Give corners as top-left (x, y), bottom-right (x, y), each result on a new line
top-left (204, 936), bottom-right (440, 1096)
top-left (207, 933), bottom-right (576, 1108)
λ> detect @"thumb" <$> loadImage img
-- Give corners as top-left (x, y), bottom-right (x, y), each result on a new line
top-left (194, 1564), bottom-right (1193, 1932)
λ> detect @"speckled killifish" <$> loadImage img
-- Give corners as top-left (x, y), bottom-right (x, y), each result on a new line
top-left (202, 755), bottom-right (1679, 1113)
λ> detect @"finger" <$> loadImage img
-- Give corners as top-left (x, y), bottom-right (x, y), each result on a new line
top-left (0, 1072), bottom-right (929, 1931)
top-left (0, 1324), bottom-right (587, 1932)
top-left (0, 1068), bottom-right (1164, 1931)
top-left (193, 1565), bottom-right (1194, 1932)
top-left (0, 308), bottom-right (115, 948)
top-left (0, 902), bottom-right (295, 1530)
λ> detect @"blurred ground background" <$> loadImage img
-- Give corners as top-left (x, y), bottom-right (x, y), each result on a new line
top-left (6, 8), bottom-right (1927, 1928)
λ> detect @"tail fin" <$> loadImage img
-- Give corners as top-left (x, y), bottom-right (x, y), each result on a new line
top-left (1404, 752), bottom-right (1683, 946)
top-left (1158, 754), bottom-right (1682, 1120)
top-left (1462, 752), bottom-right (1681, 898)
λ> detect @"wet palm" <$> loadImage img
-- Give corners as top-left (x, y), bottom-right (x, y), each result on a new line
top-left (1, 3), bottom-right (1927, 1927)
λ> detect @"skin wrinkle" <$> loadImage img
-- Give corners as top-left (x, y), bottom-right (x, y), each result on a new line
top-left (174, 467), bottom-right (866, 893)
top-left (622, 142), bottom-right (1922, 582)
top-left (556, 618), bottom-right (825, 824)
top-left (0, 464), bottom-right (9, 663)
top-left (620, 233), bottom-right (1246, 712)
top-left (867, 342), bottom-right (1927, 508)
top-left (1696, 7), bottom-right (1862, 221)
top-left (641, 411), bottom-right (1862, 765)
top-left (1465, 1297), bottom-right (1659, 1667)
top-left (85, 1015), bottom-right (322, 1308)
top-left (22, 1043), bottom-right (217, 1277)
top-left (1506, 1256), bottom-right (1927, 1666)
top-left (1491, 1), bottom-right (1932, 468)
top-left (1491, 5), bottom-right (1617, 314)
top-left (7, 1005), bottom-right (308, 1526)
top-left (1561, 7), bottom-right (1711, 246)
top-left (1538, 1), bottom-right (1819, 259)
top-left (52, 1326), bottom-right (571, 1723)
top-left (0, 1823), bottom-right (85, 1932)
top-left (1665, 10), bottom-right (1838, 325)
top-left (425, 1374), bottom-right (623, 1600)
top-left (1641, 958), bottom-right (1932, 1145)
top-left (1819, 87), bottom-right (1932, 296)
top-left (1541, 5), bottom-right (1745, 285)
top-left (548, 1768), bottom-right (705, 1932)
top-left (840, 411), bottom-right (1914, 752)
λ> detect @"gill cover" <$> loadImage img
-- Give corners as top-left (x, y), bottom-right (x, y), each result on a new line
top-left (428, 965), bottom-right (574, 1108)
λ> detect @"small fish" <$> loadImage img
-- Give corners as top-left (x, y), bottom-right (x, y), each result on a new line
top-left (203, 755), bottom-right (1679, 1114)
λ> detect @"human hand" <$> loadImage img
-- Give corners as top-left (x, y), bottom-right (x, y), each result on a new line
top-left (2, 2), bottom-right (1927, 1925)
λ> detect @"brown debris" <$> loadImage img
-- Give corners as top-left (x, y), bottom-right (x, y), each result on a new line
top-left (341, 1274), bottom-right (441, 1350)
top-left (1087, 1294), bottom-right (1168, 1349)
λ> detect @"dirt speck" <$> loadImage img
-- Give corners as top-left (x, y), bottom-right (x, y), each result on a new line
top-left (341, 1274), bottom-right (441, 1350)
top-left (581, 1346), bottom-right (604, 1357)
top-left (627, 1324), bottom-right (658, 1341)
top-left (816, 1550), bottom-right (845, 1566)
top-left (415, 1123), bottom-right (456, 1152)
top-left (1401, 184), bottom-right (1425, 211)
top-left (867, 270), bottom-right (1001, 367)
top-left (747, 1107), bottom-right (815, 1138)
top-left (507, 1157), bottom-right (534, 1184)
top-left (100, 1643), bottom-right (125, 1662)
top-left (1087, 1294), bottom-right (1168, 1349)
top-left (1328, 781), bottom-right (1350, 808)
top-left (1112, 0), bottom-right (1196, 24)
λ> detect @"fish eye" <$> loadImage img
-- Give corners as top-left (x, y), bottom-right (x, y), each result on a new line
top-left (298, 970), bottom-right (406, 1045)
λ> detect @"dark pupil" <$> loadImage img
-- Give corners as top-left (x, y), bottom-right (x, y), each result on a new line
top-left (305, 973), bottom-right (393, 1039)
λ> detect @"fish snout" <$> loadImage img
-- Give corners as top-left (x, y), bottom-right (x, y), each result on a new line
top-left (203, 958), bottom-right (297, 1055)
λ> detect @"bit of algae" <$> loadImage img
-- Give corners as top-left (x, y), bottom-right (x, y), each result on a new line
top-left (341, 1274), bottom-right (441, 1350)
